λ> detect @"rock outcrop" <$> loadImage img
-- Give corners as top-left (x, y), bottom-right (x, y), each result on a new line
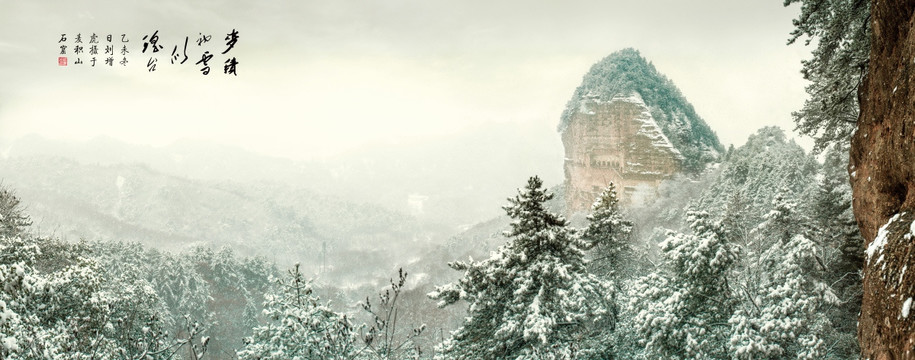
top-left (560, 49), bottom-right (722, 212)
top-left (562, 93), bottom-right (682, 212)
top-left (851, 1), bottom-right (915, 358)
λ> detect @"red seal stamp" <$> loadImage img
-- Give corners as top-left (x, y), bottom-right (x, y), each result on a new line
top-left (58, 57), bottom-right (67, 66)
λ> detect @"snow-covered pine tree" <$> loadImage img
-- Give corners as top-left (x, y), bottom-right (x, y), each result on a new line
top-left (153, 252), bottom-right (212, 340)
top-left (721, 190), bottom-right (752, 248)
top-left (581, 182), bottom-right (633, 281)
top-left (0, 187), bottom-right (30, 238)
top-left (728, 191), bottom-right (840, 359)
top-left (0, 188), bottom-right (183, 359)
top-left (809, 144), bottom-right (863, 273)
top-left (238, 263), bottom-right (357, 360)
top-left (628, 211), bottom-right (738, 359)
top-left (191, 246), bottom-right (267, 356)
top-left (805, 144), bottom-right (862, 357)
top-left (758, 187), bottom-right (809, 243)
top-left (695, 127), bottom-right (818, 225)
top-left (729, 233), bottom-right (840, 359)
top-left (784, 0), bottom-right (870, 153)
top-left (429, 176), bottom-right (614, 359)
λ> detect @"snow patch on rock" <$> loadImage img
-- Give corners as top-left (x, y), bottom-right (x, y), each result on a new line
top-left (902, 297), bottom-right (912, 318)
top-left (867, 213), bottom-right (903, 264)
top-left (612, 93), bottom-right (682, 157)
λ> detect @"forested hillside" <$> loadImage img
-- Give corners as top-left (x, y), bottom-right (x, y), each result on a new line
top-left (0, 123), bottom-right (864, 358)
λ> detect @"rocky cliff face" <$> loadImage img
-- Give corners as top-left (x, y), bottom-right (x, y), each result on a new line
top-left (562, 93), bottom-right (682, 212)
top-left (560, 49), bottom-right (722, 213)
top-left (851, 1), bottom-right (915, 358)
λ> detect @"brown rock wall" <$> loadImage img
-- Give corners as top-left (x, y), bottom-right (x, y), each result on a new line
top-left (852, 1), bottom-right (915, 358)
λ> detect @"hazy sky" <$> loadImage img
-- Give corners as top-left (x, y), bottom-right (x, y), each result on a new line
top-left (0, 0), bottom-right (811, 160)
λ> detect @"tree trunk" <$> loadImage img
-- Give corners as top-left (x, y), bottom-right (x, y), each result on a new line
top-left (851, 1), bottom-right (915, 358)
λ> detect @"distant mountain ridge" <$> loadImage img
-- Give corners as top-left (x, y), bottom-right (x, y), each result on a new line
top-left (0, 155), bottom-right (448, 286)
top-left (2, 122), bottom-right (564, 229)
